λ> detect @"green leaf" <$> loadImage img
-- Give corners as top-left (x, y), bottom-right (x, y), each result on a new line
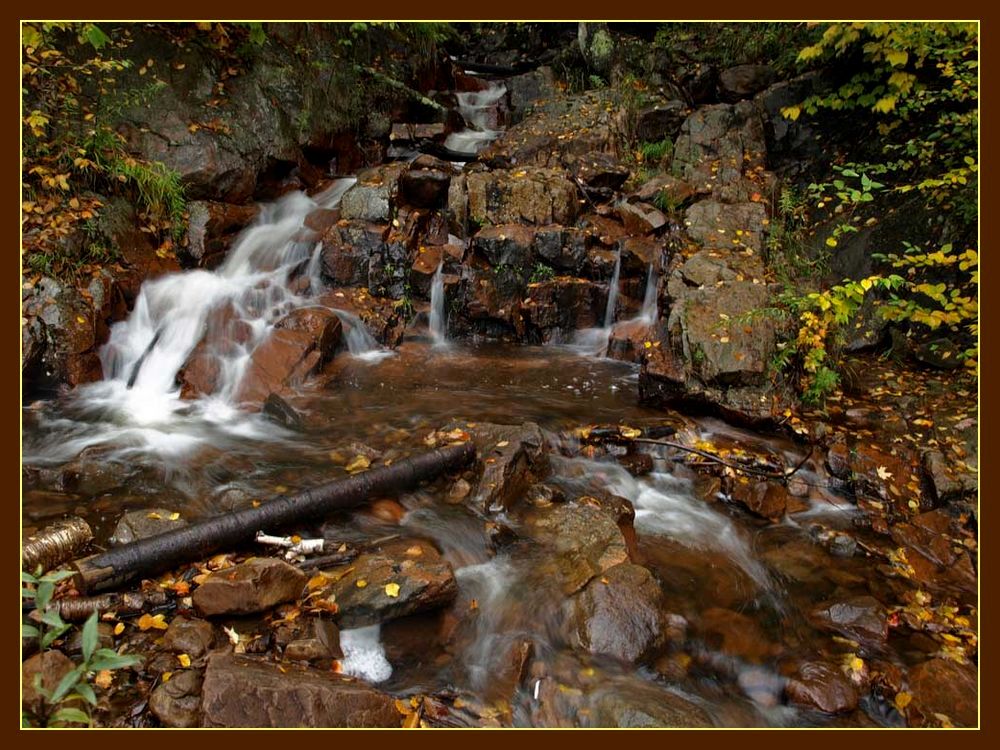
top-left (22, 24), bottom-right (43, 49)
top-left (841, 169), bottom-right (859, 178)
top-left (81, 24), bottom-right (109, 50)
top-left (35, 581), bottom-right (54, 611)
top-left (21, 570), bottom-right (39, 584)
top-left (74, 683), bottom-right (97, 706)
top-left (89, 651), bottom-right (141, 671)
top-left (40, 607), bottom-right (66, 630)
top-left (50, 665), bottom-right (84, 704)
top-left (81, 611), bottom-right (99, 662)
top-left (41, 624), bottom-right (70, 649)
top-left (49, 707), bottom-right (90, 726)
top-left (885, 49), bottom-right (908, 67)
top-left (22, 623), bottom-right (39, 638)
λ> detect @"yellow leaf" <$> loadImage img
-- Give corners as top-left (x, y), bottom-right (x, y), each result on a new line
top-left (356, 579), bottom-right (368, 589)
top-left (161, 671), bottom-right (172, 683)
top-left (147, 512), bottom-right (163, 520)
top-left (94, 670), bottom-right (113, 689)
top-left (894, 691), bottom-right (912, 710)
top-left (495, 440), bottom-right (509, 448)
top-left (177, 653), bottom-right (191, 667)
top-left (76, 316), bottom-right (86, 324)
top-left (113, 622), bottom-right (125, 636)
top-left (346, 455), bottom-right (371, 473)
top-left (137, 613), bottom-right (168, 631)
top-left (169, 512), bottom-right (180, 520)
top-left (876, 465), bottom-right (893, 481)
top-left (780, 105), bottom-right (801, 121)
top-left (826, 237), bottom-right (838, 248)
top-left (307, 573), bottom-right (329, 590)
top-left (873, 95), bottom-right (897, 114)
top-left (885, 50), bottom-right (908, 67)
top-left (385, 582), bottom-right (401, 597)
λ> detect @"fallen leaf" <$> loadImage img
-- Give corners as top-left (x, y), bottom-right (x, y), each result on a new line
top-left (356, 579), bottom-right (368, 589)
top-left (137, 613), bottom-right (168, 631)
top-left (177, 654), bottom-right (191, 667)
top-left (876, 466), bottom-right (893, 481)
top-left (385, 582), bottom-right (400, 598)
top-left (223, 625), bottom-right (240, 645)
top-left (346, 455), bottom-right (371, 473)
top-left (94, 670), bottom-right (113, 689)
top-left (113, 622), bottom-right (125, 636)
top-left (894, 691), bottom-right (912, 710)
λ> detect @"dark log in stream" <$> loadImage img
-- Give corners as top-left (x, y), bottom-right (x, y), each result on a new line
top-left (73, 441), bottom-right (476, 594)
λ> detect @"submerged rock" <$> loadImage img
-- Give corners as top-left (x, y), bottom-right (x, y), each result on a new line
top-left (809, 595), bottom-right (888, 648)
top-left (193, 558), bottom-right (307, 617)
top-left (563, 563), bottom-right (668, 663)
top-left (200, 652), bottom-right (400, 727)
top-left (907, 657), bottom-right (977, 727)
top-left (785, 661), bottom-right (858, 714)
top-left (110, 508), bottom-right (187, 546)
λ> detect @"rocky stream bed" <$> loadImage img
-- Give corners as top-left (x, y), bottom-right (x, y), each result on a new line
top-left (21, 28), bottom-right (977, 728)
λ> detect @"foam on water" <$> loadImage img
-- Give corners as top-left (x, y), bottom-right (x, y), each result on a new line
top-left (339, 625), bottom-right (393, 683)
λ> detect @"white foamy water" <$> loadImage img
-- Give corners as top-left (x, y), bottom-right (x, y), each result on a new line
top-left (566, 248), bottom-right (621, 357)
top-left (339, 624), bottom-right (393, 683)
top-left (429, 261), bottom-right (448, 347)
top-left (444, 81), bottom-right (507, 157)
top-left (22, 177), bottom-right (401, 465)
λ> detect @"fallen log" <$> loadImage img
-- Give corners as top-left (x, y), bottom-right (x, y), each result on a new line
top-left (72, 441), bottom-right (476, 594)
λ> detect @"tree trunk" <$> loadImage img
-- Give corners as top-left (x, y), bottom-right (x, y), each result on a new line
top-left (73, 441), bottom-right (475, 594)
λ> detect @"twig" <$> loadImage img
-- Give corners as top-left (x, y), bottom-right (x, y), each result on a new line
top-left (633, 437), bottom-right (814, 483)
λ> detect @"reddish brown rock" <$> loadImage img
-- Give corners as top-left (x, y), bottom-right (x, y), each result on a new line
top-left (698, 607), bottom-right (779, 662)
top-left (22, 650), bottom-right (77, 718)
top-left (785, 661), bottom-right (858, 714)
top-left (193, 558), bottom-right (307, 617)
top-left (907, 657), bottom-right (977, 727)
top-left (149, 668), bottom-right (203, 727)
top-left (730, 480), bottom-right (787, 521)
top-left (809, 596), bottom-right (888, 648)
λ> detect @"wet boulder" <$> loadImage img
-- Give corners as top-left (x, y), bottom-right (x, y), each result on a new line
top-left (150, 668), bottom-right (203, 728)
top-left (590, 682), bottom-right (713, 728)
top-left (200, 652), bottom-right (400, 727)
top-left (570, 151), bottom-right (630, 192)
top-left (110, 508), bottom-right (187, 546)
top-left (182, 201), bottom-right (259, 268)
top-left (631, 174), bottom-right (696, 208)
top-left (522, 277), bottom-right (607, 340)
top-left (463, 422), bottom-right (549, 513)
top-left (607, 319), bottom-right (657, 364)
top-left (785, 661), bottom-right (858, 714)
top-left (527, 502), bottom-right (630, 595)
top-left (729, 480), bottom-right (787, 521)
top-left (339, 164), bottom-right (407, 223)
top-left (616, 201), bottom-right (667, 236)
top-left (809, 595), bottom-right (888, 648)
top-left (533, 225), bottom-right (588, 272)
top-left (922, 450), bottom-right (977, 503)
top-left (473, 224), bottom-right (537, 267)
top-left (907, 657), bottom-right (977, 727)
top-left (193, 558), bottom-right (307, 617)
top-left (319, 221), bottom-right (387, 287)
top-left (321, 538), bottom-right (457, 628)
top-left (467, 168), bottom-right (579, 227)
top-left (697, 607), bottom-right (780, 663)
top-left (635, 101), bottom-right (689, 143)
top-left (685, 199), bottom-right (768, 253)
top-left (163, 617), bottom-right (215, 660)
top-left (399, 160), bottom-right (452, 210)
top-left (562, 563), bottom-right (668, 663)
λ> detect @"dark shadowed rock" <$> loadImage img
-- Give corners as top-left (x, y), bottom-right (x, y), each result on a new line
top-left (150, 669), bottom-right (203, 727)
top-left (183, 201), bottom-right (259, 267)
top-left (193, 558), bottom-right (307, 617)
top-left (571, 151), bottom-right (630, 191)
top-left (163, 617), bottom-right (215, 659)
top-left (810, 596), bottom-right (888, 647)
top-left (719, 65), bottom-right (776, 102)
top-left (563, 563), bottom-right (668, 663)
top-left (632, 174), bottom-right (696, 208)
top-left (635, 101), bottom-right (689, 143)
top-left (110, 508), bottom-right (187, 546)
top-left (473, 224), bottom-right (537, 267)
top-left (464, 422), bottom-right (549, 513)
top-left (523, 277), bottom-right (607, 339)
top-left (907, 657), bottom-right (977, 727)
top-left (785, 661), bottom-right (858, 714)
top-left (200, 652), bottom-right (400, 727)
top-left (22, 650), bottom-right (76, 718)
top-left (399, 168), bottom-right (451, 209)
top-left (590, 682), bottom-right (714, 727)
top-left (321, 538), bottom-right (457, 628)
top-left (263, 393), bottom-right (304, 430)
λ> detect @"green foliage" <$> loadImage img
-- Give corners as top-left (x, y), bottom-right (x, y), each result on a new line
top-left (21, 568), bottom-right (141, 727)
top-left (652, 22), bottom-right (809, 76)
top-left (771, 22), bottom-right (979, 397)
top-left (765, 187), bottom-right (829, 283)
top-left (638, 138), bottom-right (673, 165)
top-left (529, 263), bottom-right (556, 283)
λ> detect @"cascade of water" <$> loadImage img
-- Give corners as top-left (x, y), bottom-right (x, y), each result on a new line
top-left (603, 248), bottom-right (622, 329)
top-left (429, 261), bottom-right (448, 347)
top-left (639, 262), bottom-right (659, 323)
top-left (444, 82), bottom-right (507, 156)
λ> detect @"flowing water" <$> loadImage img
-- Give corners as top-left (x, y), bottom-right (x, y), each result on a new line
top-left (444, 81), bottom-right (508, 157)
top-left (429, 261), bottom-right (448, 348)
top-left (22, 176), bottom-right (910, 728)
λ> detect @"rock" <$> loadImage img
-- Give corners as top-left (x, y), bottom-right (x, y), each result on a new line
top-left (810, 596), bottom-right (888, 647)
top-left (785, 661), bottom-right (858, 714)
top-left (697, 607), bottom-right (778, 662)
top-left (399, 168), bottom-right (451, 210)
top-left (389, 122), bottom-right (446, 142)
top-left (730, 480), bottom-right (787, 521)
top-left (234, 307), bottom-right (342, 406)
top-left (340, 164), bottom-right (407, 223)
top-left (673, 102), bottom-right (771, 202)
top-left (635, 101), bottom-right (689, 143)
top-left (533, 225), bottom-right (588, 271)
top-left (523, 278), bottom-right (607, 340)
top-left (922, 450), bottom-right (977, 502)
top-left (150, 669), bottom-right (203, 727)
top-left (193, 558), bottom-right (307, 617)
top-left (571, 151), bottom-right (630, 191)
top-left (321, 538), bottom-right (457, 628)
top-left (907, 657), bottom-right (977, 727)
top-left (618, 451), bottom-right (654, 477)
top-left (110, 508), bottom-right (187, 545)
top-left (631, 174), bottom-right (695, 208)
top-left (320, 221), bottom-right (387, 286)
top-left (563, 563), bottom-right (668, 663)
top-left (473, 224), bottom-right (537, 267)
top-left (507, 66), bottom-right (557, 123)
top-left (467, 168), bottom-right (578, 227)
top-left (262, 393), bottom-right (303, 430)
top-left (527, 502), bottom-right (630, 595)
top-left (617, 201), bottom-right (666, 235)
top-left (200, 652), bottom-right (400, 727)
top-left (685, 200), bottom-right (768, 253)
top-left (607, 319), bottom-right (656, 364)
top-left (163, 617), bottom-right (215, 659)
top-left (65, 623), bottom-right (114, 657)
top-left (719, 65), bottom-right (776, 102)
top-left (447, 174), bottom-right (469, 237)
top-left (22, 650), bottom-right (76, 718)
top-left (464, 422), bottom-right (549, 513)
top-left (590, 682), bottom-right (713, 727)
top-left (182, 201), bottom-right (259, 267)
top-left (303, 207), bottom-right (341, 235)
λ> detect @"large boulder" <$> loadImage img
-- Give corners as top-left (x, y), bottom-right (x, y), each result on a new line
top-left (718, 65), bottom-right (776, 102)
top-left (809, 595), bottom-right (888, 648)
top-left (340, 164), bottom-right (407, 223)
top-left (463, 422), bottom-right (549, 513)
top-left (467, 168), bottom-right (579, 227)
top-left (192, 558), bottom-right (307, 617)
top-left (684, 199), bottom-right (768, 253)
top-left (907, 657), bottom-right (977, 727)
top-left (200, 652), bottom-right (400, 727)
top-left (319, 538), bottom-right (458, 628)
top-left (562, 563), bottom-right (668, 663)
top-left (182, 201), bottom-right (259, 268)
top-left (522, 277), bottom-right (608, 340)
top-left (320, 221), bottom-right (387, 287)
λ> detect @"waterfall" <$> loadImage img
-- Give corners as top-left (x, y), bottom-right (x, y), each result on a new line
top-left (639, 262), bottom-right (659, 323)
top-left (603, 248), bottom-right (622, 329)
top-left (429, 261), bottom-right (448, 347)
top-left (444, 81), bottom-right (507, 156)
